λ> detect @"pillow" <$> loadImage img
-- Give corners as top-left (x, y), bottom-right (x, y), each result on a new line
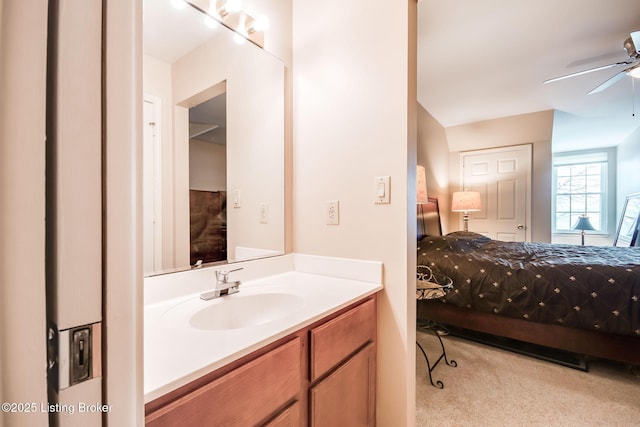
top-left (445, 231), bottom-right (491, 244)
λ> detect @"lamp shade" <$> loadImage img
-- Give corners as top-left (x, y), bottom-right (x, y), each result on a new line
top-left (451, 191), bottom-right (481, 212)
top-left (416, 165), bottom-right (428, 204)
top-left (573, 215), bottom-right (595, 231)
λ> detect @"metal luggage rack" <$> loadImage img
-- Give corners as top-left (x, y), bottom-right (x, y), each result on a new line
top-left (416, 265), bottom-right (457, 388)
top-left (416, 265), bottom-right (453, 301)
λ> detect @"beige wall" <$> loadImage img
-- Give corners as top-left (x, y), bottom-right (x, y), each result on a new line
top-left (0, 2), bottom-right (49, 425)
top-left (417, 104), bottom-right (451, 233)
top-left (445, 110), bottom-right (553, 242)
top-left (189, 140), bottom-right (227, 191)
top-left (292, 1), bottom-right (417, 425)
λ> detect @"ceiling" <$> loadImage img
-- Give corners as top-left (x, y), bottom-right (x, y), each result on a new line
top-left (417, 0), bottom-right (640, 152)
top-left (143, 0), bottom-right (220, 64)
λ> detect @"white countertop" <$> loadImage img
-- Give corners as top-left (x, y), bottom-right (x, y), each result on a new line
top-left (144, 254), bottom-right (383, 403)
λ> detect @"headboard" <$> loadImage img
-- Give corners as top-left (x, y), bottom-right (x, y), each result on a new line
top-left (418, 196), bottom-right (442, 239)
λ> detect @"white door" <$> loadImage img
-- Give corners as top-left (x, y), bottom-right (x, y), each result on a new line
top-left (143, 97), bottom-right (163, 274)
top-left (461, 144), bottom-right (532, 241)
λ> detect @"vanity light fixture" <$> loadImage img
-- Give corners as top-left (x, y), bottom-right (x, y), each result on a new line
top-left (247, 15), bottom-right (270, 34)
top-left (183, 0), bottom-right (270, 47)
top-left (203, 14), bottom-right (219, 29)
top-left (216, 0), bottom-right (243, 18)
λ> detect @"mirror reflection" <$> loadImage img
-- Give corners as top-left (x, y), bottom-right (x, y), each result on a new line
top-left (143, 0), bottom-right (285, 276)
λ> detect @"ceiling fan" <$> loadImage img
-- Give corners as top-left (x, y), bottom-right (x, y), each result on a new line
top-left (544, 31), bottom-right (640, 95)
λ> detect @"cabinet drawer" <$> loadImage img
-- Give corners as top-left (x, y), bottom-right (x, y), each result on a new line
top-left (310, 298), bottom-right (376, 381)
top-left (146, 337), bottom-right (301, 427)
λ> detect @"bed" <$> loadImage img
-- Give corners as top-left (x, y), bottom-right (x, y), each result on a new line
top-left (416, 201), bottom-right (640, 366)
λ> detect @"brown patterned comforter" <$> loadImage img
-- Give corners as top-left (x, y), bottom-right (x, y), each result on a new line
top-left (417, 232), bottom-right (640, 336)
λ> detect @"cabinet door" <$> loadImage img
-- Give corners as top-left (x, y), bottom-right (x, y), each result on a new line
top-left (264, 401), bottom-right (301, 427)
top-left (309, 342), bottom-right (375, 427)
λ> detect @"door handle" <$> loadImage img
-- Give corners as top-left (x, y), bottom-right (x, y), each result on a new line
top-left (517, 224), bottom-right (525, 230)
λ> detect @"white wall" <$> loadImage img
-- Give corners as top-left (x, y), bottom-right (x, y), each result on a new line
top-left (104, 0), bottom-right (144, 424)
top-left (0, 2), bottom-right (49, 425)
top-left (445, 110), bottom-right (553, 242)
top-left (292, 0), bottom-right (417, 425)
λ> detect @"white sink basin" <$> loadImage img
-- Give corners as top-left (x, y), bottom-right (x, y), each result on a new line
top-left (162, 292), bottom-right (304, 331)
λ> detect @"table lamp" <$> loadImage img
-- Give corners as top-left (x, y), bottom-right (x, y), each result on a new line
top-left (573, 215), bottom-right (595, 246)
top-left (451, 191), bottom-right (481, 232)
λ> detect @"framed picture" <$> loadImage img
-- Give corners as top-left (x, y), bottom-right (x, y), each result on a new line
top-left (613, 192), bottom-right (640, 247)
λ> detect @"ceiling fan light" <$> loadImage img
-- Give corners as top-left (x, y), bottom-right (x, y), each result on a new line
top-left (628, 67), bottom-right (640, 79)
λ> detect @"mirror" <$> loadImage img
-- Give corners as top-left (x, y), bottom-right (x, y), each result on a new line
top-left (143, 0), bottom-right (285, 276)
top-left (614, 193), bottom-right (640, 247)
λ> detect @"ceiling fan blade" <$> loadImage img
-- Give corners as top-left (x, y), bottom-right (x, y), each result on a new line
top-left (587, 68), bottom-right (630, 94)
top-left (543, 61), bottom-right (633, 84)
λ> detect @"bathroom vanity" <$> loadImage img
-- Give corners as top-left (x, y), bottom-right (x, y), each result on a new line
top-left (144, 254), bottom-right (382, 426)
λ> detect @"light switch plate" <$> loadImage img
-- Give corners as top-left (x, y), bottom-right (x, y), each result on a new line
top-left (326, 200), bottom-right (339, 225)
top-left (232, 189), bottom-right (241, 208)
top-left (259, 203), bottom-right (268, 224)
top-left (374, 176), bottom-right (390, 204)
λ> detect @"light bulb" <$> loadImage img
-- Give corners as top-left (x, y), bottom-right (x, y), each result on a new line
top-left (233, 33), bottom-right (246, 45)
top-left (204, 15), bottom-right (218, 28)
top-left (252, 15), bottom-right (270, 32)
top-left (170, 0), bottom-right (187, 10)
top-left (224, 0), bottom-right (242, 14)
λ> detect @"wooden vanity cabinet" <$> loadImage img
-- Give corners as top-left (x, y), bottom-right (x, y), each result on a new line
top-left (309, 298), bottom-right (376, 427)
top-left (145, 294), bottom-right (377, 426)
top-left (145, 337), bottom-right (302, 427)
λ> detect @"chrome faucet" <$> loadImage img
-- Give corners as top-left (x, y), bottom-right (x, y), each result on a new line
top-left (200, 267), bottom-right (243, 300)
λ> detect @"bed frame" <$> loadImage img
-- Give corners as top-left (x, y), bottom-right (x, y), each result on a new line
top-left (418, 301), bottom-right (640, 366)
top-left (417, 197), bottom-right (640, 367)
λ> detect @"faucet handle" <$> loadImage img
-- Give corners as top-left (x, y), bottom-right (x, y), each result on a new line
top-left (215, 267), bottom-right (243, 282)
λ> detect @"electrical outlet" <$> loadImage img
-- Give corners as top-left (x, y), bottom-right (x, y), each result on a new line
top-left (259, 203), bottom-right (268, 224)
top-left (326, 200), bottom-right (339, 225)
top-left (232, 190), bottom-right (241, 208)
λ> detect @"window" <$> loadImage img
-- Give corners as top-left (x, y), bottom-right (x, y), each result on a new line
top-left (553, 151), bottom-right (608, 233)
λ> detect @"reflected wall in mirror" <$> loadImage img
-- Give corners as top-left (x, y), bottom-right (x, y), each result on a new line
top-left (143, 0), bottom-right (285, 276)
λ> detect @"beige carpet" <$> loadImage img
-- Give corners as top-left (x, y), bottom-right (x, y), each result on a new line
top-left (416, 330), bottom-right (640, 426)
